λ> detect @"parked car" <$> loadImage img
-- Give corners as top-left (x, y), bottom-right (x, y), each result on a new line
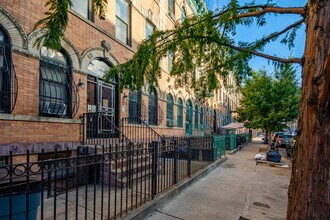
top-left (286, 135), bottom-right (297, 157)
top-left (277, 134), bottom-right (293, 148)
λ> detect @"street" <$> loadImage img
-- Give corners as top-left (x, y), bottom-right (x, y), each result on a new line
top-left (145, 138), bottom-right (291, 220)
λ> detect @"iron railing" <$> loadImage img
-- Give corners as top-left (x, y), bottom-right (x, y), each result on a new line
top-left (0, 42), bottom-right (18, 113)
top-left (81, 112), bottom-right (132, 151)
top-left (0, 136), bottom-right (215, 220)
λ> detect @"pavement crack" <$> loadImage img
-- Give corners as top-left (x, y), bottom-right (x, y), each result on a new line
top-left (155, 210), bottom-right (185, 220)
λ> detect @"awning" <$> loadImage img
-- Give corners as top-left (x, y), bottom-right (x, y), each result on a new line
top-left (220, 122), bottom-right (245, 129)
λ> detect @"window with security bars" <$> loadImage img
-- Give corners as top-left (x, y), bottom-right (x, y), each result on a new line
top-left (194, 105), bottom-right (198, 129)
top-left (39, 46), bottom-right (77, 118)
top-left (200, 107), bottom-right (203, 129)
top-left (116, 0), bottom-right (130, 45)
top-left (168, 0), bottom-right (175, 19)
top-left (148, 88), bottom-right (158, 125)
top-left (205, 108), bottom-right (209, 128)
top-left (129, 90), bottom-right (141, 122)
top-left (0, 29), bottom-right (10, 113)
top-left (177, 98), bottom-right (183, 127)
top-left (166, 94), bottom-right (174, 127)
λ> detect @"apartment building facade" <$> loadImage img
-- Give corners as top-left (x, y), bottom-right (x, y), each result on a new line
top-left (0, 0), bottom-right (239, 161)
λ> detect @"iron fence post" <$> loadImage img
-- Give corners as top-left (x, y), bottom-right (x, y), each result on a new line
top-left (151, 141), bottom-right (158, 198)
top-left (187, 138), bottom-right (191, 177)
top-left (173, 148), bottom-right (178, 184)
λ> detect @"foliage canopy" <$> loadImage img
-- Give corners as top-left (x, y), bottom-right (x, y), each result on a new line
top-left (237, 64), bottom-right (300, 132)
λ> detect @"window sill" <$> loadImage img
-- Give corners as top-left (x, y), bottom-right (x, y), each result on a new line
top-left (0, 113), bottom-right (81, 124)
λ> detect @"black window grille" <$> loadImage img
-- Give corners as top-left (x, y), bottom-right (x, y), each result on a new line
top-left (148, 88), bottom-right (158, 125)
top-left (177, 98), bottom-right (183, 127)
top-left (39, 47), bottom-right (79, 118)
top-left (129, 90), bottom-right (141, 121)
top-left (194, 104), bottom-right (198, 129)
top-left (166, 94), bottom-right (174, 127)
top-left (200, 107), bottom-right (203, 130)
top-left (0, 29), bottom-right (17, 114)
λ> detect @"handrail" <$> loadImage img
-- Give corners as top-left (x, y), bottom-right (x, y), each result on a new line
top-left (121, 117), bottom-right (165, 143)
top-left (81, 112), bottom-right (133, 149)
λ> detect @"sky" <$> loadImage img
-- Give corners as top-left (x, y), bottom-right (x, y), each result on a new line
top-left (204, 0), bottom-right (307, 76)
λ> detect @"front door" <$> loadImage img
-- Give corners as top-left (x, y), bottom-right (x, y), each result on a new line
top-left (98, 81), bottom-right (116, 133)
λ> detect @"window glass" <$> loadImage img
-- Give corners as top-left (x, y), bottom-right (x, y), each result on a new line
top-left (116, 18), bottom-right (128, 44)
top-left (166, 94), bottom-right (174, 126)
top-left (116, 0), bottom-right (129, 23)
top-left (148, 88), bottom-right (158, 125)
top-left (168, 51), bottom-right (173, 72)
top-left (87, 59), bottom-right (110, 78)
top-left (71, 0), bottom-right (92, 19)
top-left (194, 105), bottom-right (198, 129)
top-left (129, 90), bottom-right (141, 122)
top-left (177, 98), bottom-right (183, 127)
top-left (146, 20), bottom-right (154, 39)
top-left (39, 47), bottom-right (71, 117)
top-left (168, 0), bottom-right (175, 19)
top-left (181, 8), bottom-right (186, 22)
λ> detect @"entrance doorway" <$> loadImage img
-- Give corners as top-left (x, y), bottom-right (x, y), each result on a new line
top-left (87, 59), bottom-right (118, 136)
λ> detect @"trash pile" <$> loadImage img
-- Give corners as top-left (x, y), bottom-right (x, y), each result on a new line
top-left (255, 150), bottom-right (282, 163)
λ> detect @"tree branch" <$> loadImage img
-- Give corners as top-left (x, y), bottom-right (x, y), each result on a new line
top-left (221, 43), bottom-right (302, 64)
top-left (234, 6), bottom-right (305, 19)
top-left (256, 19), bottom-right (304, 46)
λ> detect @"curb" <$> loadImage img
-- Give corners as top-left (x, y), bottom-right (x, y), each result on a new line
top-left (122, 156), bottom-right (228, 220)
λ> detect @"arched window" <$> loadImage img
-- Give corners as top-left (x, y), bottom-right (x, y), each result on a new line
top-left (148, 87), bottom-right (158, 125)
top-left (166, 94), bottom-right (174, 127)
top-left (0, 28), bottom-right (12, 113)
top-left (177, 98), bottom-right (183, 127)
top-left (194, 104), bottom-right (198, 129)
top-left (200, 107), bottom-right (203, 129)
top-left (129, 90), bottom-right (141, 122)
top-left (39, 46), bottom-right (76, 117)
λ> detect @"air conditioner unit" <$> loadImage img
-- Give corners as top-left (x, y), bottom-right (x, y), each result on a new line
top-left (42, 101), bottom-right (67, 116)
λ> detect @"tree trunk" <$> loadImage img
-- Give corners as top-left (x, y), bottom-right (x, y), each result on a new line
top-left (287, 0), bottom-right (330, 219)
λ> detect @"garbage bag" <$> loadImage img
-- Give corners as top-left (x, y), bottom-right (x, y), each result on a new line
top-left (266, 150), bottom-right (281, 163)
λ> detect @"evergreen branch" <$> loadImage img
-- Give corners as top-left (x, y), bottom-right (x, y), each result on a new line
top-left (34, 0), bottom-right (72, 50)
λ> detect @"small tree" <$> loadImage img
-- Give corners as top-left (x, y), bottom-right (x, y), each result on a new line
top-left (237, 65), bottom-right (300, 142)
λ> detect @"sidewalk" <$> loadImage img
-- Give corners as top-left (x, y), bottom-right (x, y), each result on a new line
top-left (145, 138), bottom-right (291, 220)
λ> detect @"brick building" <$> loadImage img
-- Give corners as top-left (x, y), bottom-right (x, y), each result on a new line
top-left (0, 0), bottom-right (239, 161)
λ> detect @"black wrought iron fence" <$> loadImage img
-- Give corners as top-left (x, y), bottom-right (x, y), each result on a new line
top-left (0, 136), bottom-right (214, 220)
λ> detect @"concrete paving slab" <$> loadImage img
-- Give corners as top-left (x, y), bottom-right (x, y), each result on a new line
top-left (145, 138), bottom-right (291, 220)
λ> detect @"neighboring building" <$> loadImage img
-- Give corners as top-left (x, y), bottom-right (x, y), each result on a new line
top-left (0, 0), bottom-right (239, 161)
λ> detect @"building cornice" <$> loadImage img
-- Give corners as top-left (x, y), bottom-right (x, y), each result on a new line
top-left (187, 0), bottom-right (208, 15)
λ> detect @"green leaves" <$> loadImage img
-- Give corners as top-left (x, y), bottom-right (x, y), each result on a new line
top-left (34, 0), bottom-right (72, 50)
top-left (35, 0), bottom-right (108, 50)
top-left (237, 64), bottom-right (300, 131)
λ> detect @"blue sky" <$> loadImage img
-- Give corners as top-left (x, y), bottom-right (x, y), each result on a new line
top-left (204, 0), bottom-right (307, 75)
